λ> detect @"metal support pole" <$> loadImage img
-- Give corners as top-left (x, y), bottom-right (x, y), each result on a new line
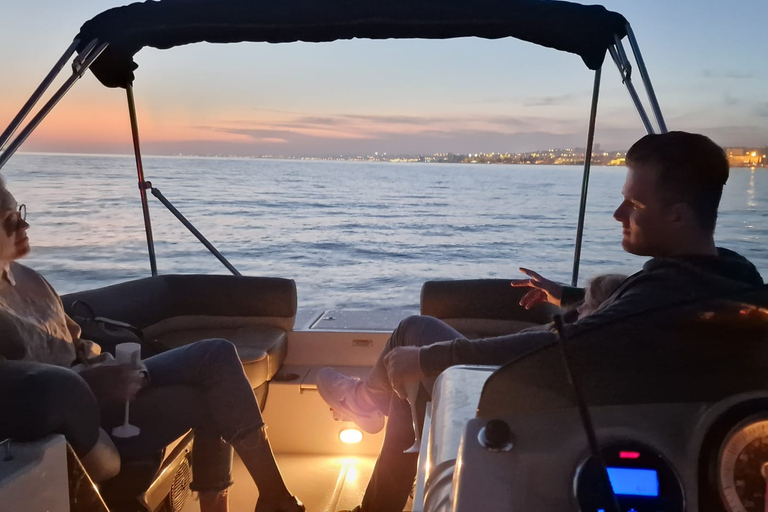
top-left (625, 24), bottom-right (668, 133)
top-left (150, 187), bottom-right (241, 276)
top-left (0, 40), bottom-right (80, 150)
top-left (126, 85), bottom-right (158, 276)
top-left (571, 67), bottom-right (602, 287)
top-left (609, 44), bottom-right (655, 135)
top-left (0, 41), bottom-right (107, 171)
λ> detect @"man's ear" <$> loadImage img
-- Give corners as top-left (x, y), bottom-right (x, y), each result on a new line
top-left (668, 202), bottom-right (693, 225)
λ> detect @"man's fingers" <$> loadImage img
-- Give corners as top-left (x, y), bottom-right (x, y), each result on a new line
top-left (509, 279), bottom-right (532, 288)
top-left (519, 289), bottom-right (544, 309)
top-left (518, 267), bottom-right (544, 282)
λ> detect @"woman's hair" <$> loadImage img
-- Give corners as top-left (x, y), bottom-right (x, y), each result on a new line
top-left (585, 273), bottom-right (628, 306)
top-left (0, 175), bottom-right (11, 213)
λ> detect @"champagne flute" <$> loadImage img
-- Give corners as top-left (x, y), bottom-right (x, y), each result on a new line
top-left (112, 343), bottom-right (142, 438)
top-left (403, 380), bottom-right (422, 453)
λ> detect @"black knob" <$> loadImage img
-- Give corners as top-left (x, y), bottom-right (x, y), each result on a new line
top-left (483, 419), bottom-right (512, 449)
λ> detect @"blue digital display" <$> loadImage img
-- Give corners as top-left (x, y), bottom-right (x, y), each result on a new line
top-left (606, 467), bottom-right (659, 497)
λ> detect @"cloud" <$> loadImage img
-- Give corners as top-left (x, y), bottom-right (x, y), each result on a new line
top-left (723, 93), bottom-right (740, 106)
top-left (523, 94), bottom-right (576, 107)
top-left (756, 103), bottom-right (768, 118)
top-left (703, 70), bottom-right (756, 79)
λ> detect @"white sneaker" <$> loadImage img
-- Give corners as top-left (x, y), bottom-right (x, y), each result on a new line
top-left (316, 368), bottom-right (385, 434)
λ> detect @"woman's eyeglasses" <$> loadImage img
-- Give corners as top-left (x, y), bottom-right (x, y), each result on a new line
top-left (3, 204), bottom-right (27, 235)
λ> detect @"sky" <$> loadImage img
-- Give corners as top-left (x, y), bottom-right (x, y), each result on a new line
top-left (1, 0), bottom-right (767, 157)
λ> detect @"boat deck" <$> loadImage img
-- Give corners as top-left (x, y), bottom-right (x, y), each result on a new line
top-left (179, 453), bottom-right (415, 512)
top-left (179, 307), bottom-right (417, 512)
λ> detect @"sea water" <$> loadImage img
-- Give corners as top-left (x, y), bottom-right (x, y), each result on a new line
top-left (4, 153), bottom-right (766, 310)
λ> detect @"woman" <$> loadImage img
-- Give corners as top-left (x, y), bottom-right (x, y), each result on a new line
top-left (0, 177), bottom-right (304, 512)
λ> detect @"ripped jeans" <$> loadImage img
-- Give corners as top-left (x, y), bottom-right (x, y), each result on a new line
top-left (100, 338), bottom-right (264, 493)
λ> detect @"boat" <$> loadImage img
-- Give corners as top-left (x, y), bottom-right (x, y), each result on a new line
top-left (1, 1), bottom-right (767, 511)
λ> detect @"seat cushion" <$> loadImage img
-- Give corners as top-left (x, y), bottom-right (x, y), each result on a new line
top-left (153, 325), bottom-right (288, 389)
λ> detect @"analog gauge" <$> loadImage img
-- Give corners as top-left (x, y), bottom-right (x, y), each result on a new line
top-left (719, 418), bottom-right (768, 512)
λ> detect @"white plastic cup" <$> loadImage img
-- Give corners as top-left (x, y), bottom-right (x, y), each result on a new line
top-left (115, 342), bottom-right (142, 369)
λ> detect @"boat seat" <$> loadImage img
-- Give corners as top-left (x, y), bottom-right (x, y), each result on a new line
top-left (146, 324), bottom-right (288, 388)
top-left (62, 274), bottom-right (297, 390)
top-left (420, 279), bottom-right (560, 338)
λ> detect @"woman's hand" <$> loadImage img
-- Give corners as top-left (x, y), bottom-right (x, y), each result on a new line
top-left (509, 267), bottom-right (563, 309)
top-left (78, 364), bottom-right (146, 404)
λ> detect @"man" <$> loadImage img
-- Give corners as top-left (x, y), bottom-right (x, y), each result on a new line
top-left (317, 131), bottom-right (765, 512)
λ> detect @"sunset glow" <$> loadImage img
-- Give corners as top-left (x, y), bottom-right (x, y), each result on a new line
top-left (1, 0), bottom-right (766, 157)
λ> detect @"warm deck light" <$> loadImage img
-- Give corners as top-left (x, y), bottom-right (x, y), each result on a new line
top-left (339, 428), bottom-right (363, 444)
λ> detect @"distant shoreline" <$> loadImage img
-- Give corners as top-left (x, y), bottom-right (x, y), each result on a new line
top-left (14, 149), bottom-right (767, 168)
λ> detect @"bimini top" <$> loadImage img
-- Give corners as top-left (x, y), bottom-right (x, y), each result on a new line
top-left (76, 0), bottom-right (628, 88)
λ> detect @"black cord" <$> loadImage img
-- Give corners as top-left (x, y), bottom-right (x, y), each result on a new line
top-left (554, 314), bottom-right (622, 512)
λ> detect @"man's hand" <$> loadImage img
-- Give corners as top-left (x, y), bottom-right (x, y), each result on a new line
top-left (509, 267), bottom-right (563, 309)
top-left (383, 346), bottom-right (424, 399)
top-left (78, 364), bottom-right (146, 404)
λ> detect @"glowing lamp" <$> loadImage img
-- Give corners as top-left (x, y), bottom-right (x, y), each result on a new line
top-left (339, 428), bottom-right (363, 444)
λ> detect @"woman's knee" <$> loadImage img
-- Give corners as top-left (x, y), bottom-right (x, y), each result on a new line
top-left (198, 338), bottom-right (242, 367)
top-left (9, 365), bottom-right (100, 453)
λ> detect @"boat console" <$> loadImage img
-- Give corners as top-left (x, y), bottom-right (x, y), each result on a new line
top-left (417, 291), bottom-right (768, 512)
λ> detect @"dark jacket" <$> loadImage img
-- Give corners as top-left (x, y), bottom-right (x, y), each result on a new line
top-left (419, 248), bottom-right (764, 377)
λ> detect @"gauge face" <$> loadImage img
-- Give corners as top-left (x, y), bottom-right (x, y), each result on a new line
top-left (719, 418), bottom-right (768, 512)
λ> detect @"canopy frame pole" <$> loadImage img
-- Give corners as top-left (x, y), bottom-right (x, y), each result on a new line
top-left (126, 85), bottom-right (158, 276)
top-left (149, 187), bottom-right (241, 276)
top-left (0, 40), bottom-right (80, 151)
top-left (0, 40), bottom-right (107, 171)
top-left (571, 66), bottom-right (602, 287)
top-left (625, 23), bottom-right (668, 133)
top-left (609, 42), bottom-right (655, 135)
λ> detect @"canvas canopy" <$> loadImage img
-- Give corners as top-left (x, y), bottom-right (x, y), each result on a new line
top-left (76, 0), bottom-right (628, 88)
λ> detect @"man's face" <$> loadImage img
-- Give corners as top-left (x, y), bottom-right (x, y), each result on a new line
top-left (613, 164), bottom-right (675, 256)
top-left (0, 191), bottom-right (30, 262)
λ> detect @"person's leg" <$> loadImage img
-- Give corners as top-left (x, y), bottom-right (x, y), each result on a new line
top-left (318, 316), bottom-right (466, 511)
top-left (363, 315), bottom-right (465, 410)
top-left (107, 338), bottom-right (302, 512)
top-left (361, 391), bottom-right (428, 512)
top-left (0, 360), bottom-right (100, 457)
top-left (317, 315), bottom-right (465, 431)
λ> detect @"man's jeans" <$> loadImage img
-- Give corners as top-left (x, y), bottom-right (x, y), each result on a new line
top-left (362, 316), bottom-right (466, 512)
top-left (101, 338), bottom-right (264, 493)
